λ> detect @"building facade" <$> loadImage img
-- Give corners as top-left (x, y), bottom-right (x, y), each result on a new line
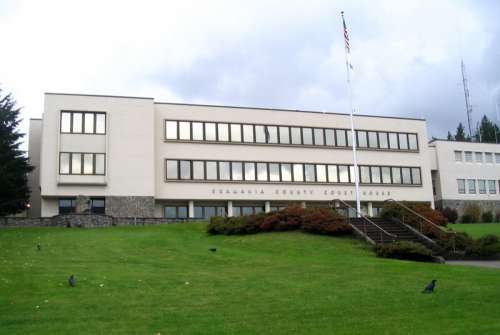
top-left (429, 139), bottom-right (500, 216)
top-left (28, 93), bottom-right (435, 219)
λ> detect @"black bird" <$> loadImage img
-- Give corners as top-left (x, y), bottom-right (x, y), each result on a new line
top-left (68, 275), bottom-right (76, 287)
top-left (209, 248), bottom-right (217, 252)
top-left (422, 279), bottom-right (437, 293)
top-left (37, 244), bottom-right (41, 251)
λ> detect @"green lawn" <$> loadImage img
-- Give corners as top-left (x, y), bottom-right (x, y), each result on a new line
top-left (450, 223), bottom-right (500, 238)
top-left (1, 224), bottom-right (500, 334)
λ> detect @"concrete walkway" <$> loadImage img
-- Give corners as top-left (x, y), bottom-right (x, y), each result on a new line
top-left (446, 260), bottom-right (500, 269)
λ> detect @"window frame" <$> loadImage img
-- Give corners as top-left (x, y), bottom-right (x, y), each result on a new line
top-left (59, 152), bottom-right (106, 176)
top-left (61, 111), bottom-right (106, 135)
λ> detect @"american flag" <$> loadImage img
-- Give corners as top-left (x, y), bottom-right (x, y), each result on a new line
top-left (341, 11), bottom-right (353, 69)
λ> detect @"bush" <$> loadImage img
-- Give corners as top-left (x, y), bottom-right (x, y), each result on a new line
top-left (381, 202), bottom-right (447, 227)
top-left (302, 208), bottom-right (352, 236)
top-left (466, 234), bottom-right (500, 258)
top-left (375, 241), bottom-right (434, 262)
top-left (496, 212), bottom-right (500, 223)
top-left (207, 216), bottom-right (227, 235)
top-left (461, 214), bottom-right (474, 223)
top-left (441, 207), bottom-right (458, 223)
top-left (464, 204), bottom-right (481, 222)
top-left (436, 232), bottom-right (474, 252)
top-left (481, 211), bottom-right (494, 223)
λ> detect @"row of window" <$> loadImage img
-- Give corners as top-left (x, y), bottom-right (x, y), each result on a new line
top-left (165, 205), bottom-right (288, 219)
top-left (454, 151), bottom-right (500, 164)
top-left (165, 120), bottom-right (419, 151)
top-left (59, 152), bottom-right (106, 175)
top-left (166, 159), bottom-right (422, 185)
top-left (457, 179), bottom-right (499, 195)
top-left (59, 198), bottom-right (105, 214)
top-left (61, 111), bottom-right (106, 134)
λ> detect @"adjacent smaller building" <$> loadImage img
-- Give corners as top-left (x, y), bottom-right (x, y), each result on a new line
top-left (429, 139), bottom-right (500, 216)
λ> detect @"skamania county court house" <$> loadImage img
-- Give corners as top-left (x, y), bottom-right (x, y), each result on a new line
top-left (27, 93), bottom-right (500, 219)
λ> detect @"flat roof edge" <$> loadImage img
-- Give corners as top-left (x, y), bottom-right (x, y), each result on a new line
top-left (429, 138), bottom-right (500, 145)
top-left (45, 92), bottom-right (154, 100)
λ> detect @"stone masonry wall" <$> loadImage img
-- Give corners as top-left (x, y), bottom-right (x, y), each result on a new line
top-left (105, 196), bottom-right (155, 217)
top-left (436, 199), bottom-right (500, 218)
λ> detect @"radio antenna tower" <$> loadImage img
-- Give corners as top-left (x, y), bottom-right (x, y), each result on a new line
top-left (461, 60), bottom-right (473, 138)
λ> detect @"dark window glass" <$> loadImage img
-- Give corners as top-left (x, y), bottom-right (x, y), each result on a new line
top-left (90, 198), bottom-right (105, 214)
top-left (59, 198), bottom-right (76, 214)
top-left (457, 179), bottom-right (466, 194)
top-left (230, 124), bottom-right (242, 142)
top-left (177, 207), bottom-right (188, 218)
top-left (166, 121), bottom-right (177, 139)
top-left (244, 162), bottom-right (255, 181)
top-left (216, 207), bottom-right (226, 216)
top-left (204, 207), bottom-right (216, 218)
top-left (254, 207), bottom-right (264, 214)
top-left (194, 206), bottom-right (203, 218)
top-left (468, 180), bottom-right (476, 194)
top-left (165, 207), bottom-right (176, 218)
top-left (242, 207), bottom-right (253, 215)
top-left (291, 127), bottom-right (301, 144)
top-left (304, 164), bottom-right (315, 182)
top-left (279, 126), bottom-right (290, 144)
top-left (314, 129), bottom-right (324, 145)
top-left (232, 207), bottom-right (242, 216)
top-left (166, 160), bottom-right (178, 179)
top-left (302, 128), bottom-right (313, 145)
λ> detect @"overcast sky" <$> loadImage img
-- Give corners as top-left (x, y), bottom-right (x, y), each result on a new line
top-left (1, 0), bottom-right (499, 146)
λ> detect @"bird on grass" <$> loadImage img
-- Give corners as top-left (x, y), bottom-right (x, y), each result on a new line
top-left (209, 248), bottom-right (217, 252)
top-left (68, 275), bottom-right (76, 287)
top-left (37, 244), bottom-right (41, 251)
top-left (422, 279), bottom-right (437, 293)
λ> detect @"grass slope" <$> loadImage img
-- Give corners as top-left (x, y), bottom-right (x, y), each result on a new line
top-left (450, 223), bottom-right (500, 238)
top-left (1, 224), bottom-right (500, 335)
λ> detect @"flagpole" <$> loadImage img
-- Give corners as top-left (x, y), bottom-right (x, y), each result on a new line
top-left (341, 11), bottom-right (361, 217)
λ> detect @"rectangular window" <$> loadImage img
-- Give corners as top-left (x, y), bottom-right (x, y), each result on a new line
top-left (232, 162), bottom-right (243, 181)
top-left (243, 125), bottom-right (254, 142)
top-left (166, 121), bottom-right (178, 139)
top-left (346, 130), bottom-right (352, 147)
top-left (302, 128), bottom-right (313, 145)
top-left (381, 167), bottom-right (391, 184)
top-left (279, 126), bottom-right (290, 144)
top-left (59, 198), bottom-right (76, 214)
top-left (349, 166), bottom-right (356, 183)
top-left (219, 161), bottom-right (230, 180)
top-left (61, 112), bottom-right (71, 132)
top-left (257, 163), bottom-right (268, 181)
top-left (230, 124), bottom-right (242, 142)
top-left (316, 164), bottom-right (327, 182)
top-left (281, 163), bottom-right (292, 182)
top-left (496, 153), bottom-right (500, 164)
top-left (488, 180), bottom-right (496, 194)
top-left (177, 207), bottom-right (188, 218)
top-left (90, 198), bottom-right (105, 214)
top-left (478, 180), bottom-right (487, 194)
top-left (71, 153), bottom-right (81, 174)
top-left (194, 206), bottom-right (203, 218)
top-left (269, 163), bottom-right (280, 181)
top-left (338, 165), bottom-right (349, 183)
top-left (95, 114), bottom-right (106, 134)
top-left (72, 113), bottom-right (83, 133)
top-left (205, 123), bottom-right (216, 141)
top-left (379, 132), bottom-right (389, 149)
top-left (368, 132), bottom-right (378, 148)
top-left (457, 179), bottom-right (466, 194)
top-left (401, 167), bottom-right (411, 184)
top-left (360, 166), bottom-right (371, 183)
top-left (95, 154), bottom-right (105, 175)
top-left (206, 161), bottom-right (217, 180)
top-left (304, 164), bottom-right (315, 182)
top-left (485, 152), bottom-right (493, 163)
top-left (357, 131), bottom-right (368, 148)
top-left (84, 113), bottom-right (94, 133)
top-left (244, 162), bottom-right (256, 181)
top-left (291, 127), bottom-right (302, 144)
top-left (178, 122), bottom-right (190, 140)
top-left (391, 167), bottom-right (401, 184)
top-left (408, 134), bottom-right (418, 150)
top-left (465, 151), bottom-right (473, 162)
top-left (217, 123), bottom-right (229, 142)
top-left (467, 179), bottom-right (476, 194)
top-left (166, 160), bottom-right (178, 179)
top-left (411, 168), bottom-right (421, 185)
top-left (371, 166), bottom-right (381, 183)
top-left (255, 125), bottom-right (266, 143)
top-left (398, 133), bottom-right (409, 150)
top-left (388, 133), bottom-right (398, 149)
top-left (336, 129), bottom-right (347, 146)
top-left (454, 151), bottom-right (463, 162)
top-left (314, 128), bottom-right (324, 146)
top-left (192, 122), bottom-right (204, 140)
top-left (83, 153), bottom-right (93, 174)
top-left (180, 160), bottom-right (191, 180)
top-left (60, 153), bottom-right (70, 174)
top-left (325, 129), bottom-right (335, 146)
top-left (165, 206), bottom-right (177, 219)
top-left (327, 165), bottom-right (338, 183)
top-left (267, 126), bottom-right (278, 144)
top-left (193, 161), bottom-right (204, 180)
top-left (293, 164), bottom-right (304, 182)
top-left (475, 152), bottom-right (483, 163)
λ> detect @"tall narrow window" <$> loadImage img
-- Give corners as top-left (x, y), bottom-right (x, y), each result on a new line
top-left (219, 161), bottom-right (230, 180)
top-left (180, 160), bottom-right (191, 180)
top-left (349, 166), bottom-right (356, 183)
top-left (281, 163), bottom-right (292, 182)
top-left (304, 164), bottom-right (315, 182)
top-left (401, 167), bottom-right (411, 184)
top-left (338, 165), bottom-right (349, 183)
top-left (457, 179), bottom-right (466, 194)
top-left (454, 151), bottom-right (463, 162)
top-left (61, 112), bottom-right (71, 132)
top-left (206, 162), bottom-right (217, 180)
top-left (485, 152), bottom-right (493, 163)
top-left (243, 125), bottom-right (254, 142)
top-left (346, 130), bottom-right (352, 147)
top-left (475, 152), bottom-right (483, 163)
top-left (244, 162), bottom-right (255, 181)
top-left (368, 132), bottom-right (378, 148)
top-left (464, 151), bottom-right (473, 162)
top-left (314, 129), bottom-right (324, 146)
top-left (193, 161), bottom-right (204, 180)
top-left (408, 134), bottom-right (418, 150)
top-left (496, 153), bottom-right (500, 164)
top-left (327, 165), bottom-right (338, 183)
top-left (60, 153), bottom-right (70, 174)
top-left (230, 124), bottom-right (242, 142)
top-left (179, 122), bottom-right (191, 140)
top-left (257, 163), bottom-right (268, 181)
top-left (488, 180), bottom-right (496, 194)
top-left (388, 133), bottom-right (398, 149)
top-left (467, 179), bottom-right (476, 194)
top-left (360, 166), bottom-right (371, 183)
top-left (381, 167), bottom-right (391, 184)
top-left (316, 164), bottom-right (327, 182)
top-left (205, 123), bottom-right (216, 141)
top-left (411, 168), bottom-right (421, 185)
top-left (232, 162), bottom-right (243, 180)
top-left (84, 113), bottom-right (94, 133)
top-left (71, 153), bottom-right (81, 174)
top-left (478, 180), bottom-right (487, 194)
top-left (166, 160), bottom-right (178, 179)
top-left (95, 154), bottom-right (105, 174)
top-left (398, 133), bottom-right (409, 150)
top-left (391, 167), bottom-right (401, 184)
top-left (166, 121), bottom-right (178, 139)
top-left (325, 129), bottom-right (335, 146)
top-left (336, 129), bottom-right (346, 146)
top-left (371, 166), bottom-right (381, 183)
top-left (302, 128), bottom-right (313, 145)
top-left (293, 164), bottom-right (303, 182)
top-left (357, 131), bottom-right (368, 147)
top-left (192, 122), bottom-right (204, 140)
top-left (267, 126), bottom-right (278, 144)
top-left (217, 123), bottom-right (229, 141)
top-left (269, 163), bottom-right (280, 181)
top-left (279, 126), bottom-right (290, 144)
top-left (379, 132), bottom-right (388, 149)
top-left (95, 114), bottom-right (106, 134)
top-left (255, 125), bottom-right (266, 143)
top-left (291, 127), bottom-right (301, 144)
top-left (83, 153), bottom-right (93, 174)
top-left (72, 113), bottom-right (83, 133)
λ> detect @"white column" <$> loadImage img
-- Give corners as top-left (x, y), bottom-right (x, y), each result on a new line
top-left (265, 201), bottom-right (271, 213)
top-left (227, 201), bottom-right (233, 217)
top-left (300, 201), bottom-right (306, 208)
top-left (367, 202), bottom-right (373, 217)
top-left (188, 200), bottom-right (194, 218)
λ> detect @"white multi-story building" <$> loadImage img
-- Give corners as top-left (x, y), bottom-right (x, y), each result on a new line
top-left (28, 92), bottom-right (435, 219)
top-left (429, 139), bottom-right (500, 216)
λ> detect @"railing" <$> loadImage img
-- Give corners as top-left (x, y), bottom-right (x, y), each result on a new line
top-left (383, 199), bottom-right (456, 252)
top-left (331, 199), bottom-right (397, 244)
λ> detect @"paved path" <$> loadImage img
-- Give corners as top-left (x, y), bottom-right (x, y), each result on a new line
top-left (446, 260), bottom-right (500, 269)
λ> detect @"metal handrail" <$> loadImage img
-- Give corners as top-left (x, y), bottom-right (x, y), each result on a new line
top-left (332, 199), bottom-right (397, 244)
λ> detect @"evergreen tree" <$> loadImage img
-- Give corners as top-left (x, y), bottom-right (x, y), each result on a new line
top-left (446, 131), bottom-right (454, 140)
top-left (454, 122), bottom-right (468, 141)
top-left (477, 115), bottom-right (499, 143)
top-left (0, 89), bottom-right (33, 216)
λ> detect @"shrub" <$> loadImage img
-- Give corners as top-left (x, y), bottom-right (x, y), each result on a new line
top-left (496, 212), bottom-right (500, 223)
top-left (464, 204), bottom-right (481, 222)
top-left (441, 207), bottom-right (458, 223)
top-left (481, 211), bottom-right (494, 223)
top-left (302, 208), bottom-right (352, 236)
top-left (375, 241), bottom-right (434, 262)
top-left (461, 214), bottom-right (474, 223)
top-left (436, 232), bottom-right (474, 252)
top-left (466, 234), bottom-right (500, 258)
top-left (207, 216), bottom-right (227, 235)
